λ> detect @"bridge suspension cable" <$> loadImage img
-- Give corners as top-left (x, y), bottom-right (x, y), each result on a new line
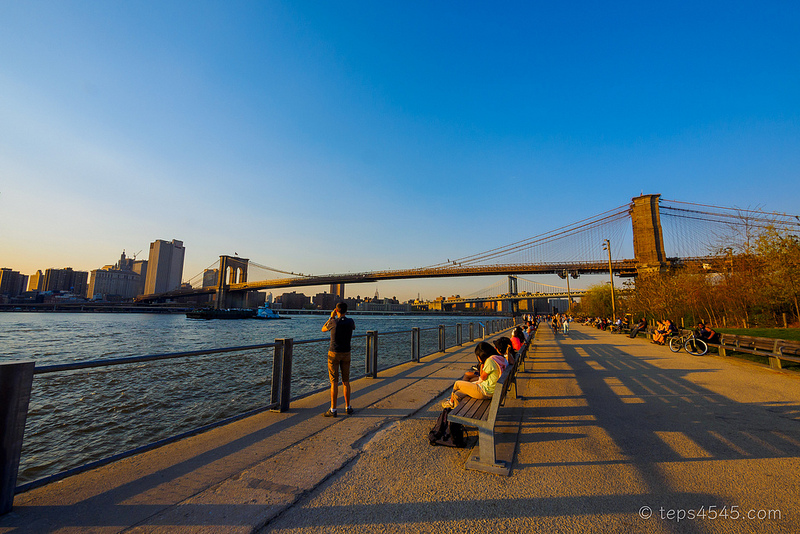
top-left (422, 204), bottom-right (632, 271)
top-left (660, 199), bottom-right (800, 257)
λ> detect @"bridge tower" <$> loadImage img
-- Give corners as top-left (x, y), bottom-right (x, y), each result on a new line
top-left (507, 275), bottom-right (520, 316)
top-left (215, 255), bottom-right (249, 309)
top-left (631, 194), bottom-right (668, 275)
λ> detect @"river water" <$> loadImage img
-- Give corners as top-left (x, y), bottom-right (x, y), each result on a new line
top-left (0, 312), bottom-right (497, 486)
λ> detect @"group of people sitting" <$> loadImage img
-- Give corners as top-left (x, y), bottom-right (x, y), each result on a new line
top-left (441, 326), bottom-right (528, 409)
top-left (651, 319), bottom-right (679, 345)
top-left (649, 319), bottom-right (719, 345)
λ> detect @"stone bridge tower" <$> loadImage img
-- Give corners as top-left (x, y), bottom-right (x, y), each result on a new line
top-left (630, 194), bottom-right (667, 275)
top-left (215, 255), bottom-right (249, 309)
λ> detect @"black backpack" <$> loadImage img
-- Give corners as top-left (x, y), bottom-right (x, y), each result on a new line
top-left (428, 407), bottom-right (466, 447)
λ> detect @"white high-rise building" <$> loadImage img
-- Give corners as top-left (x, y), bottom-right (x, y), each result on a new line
top-left (144, 239), bottom-right (185, 295)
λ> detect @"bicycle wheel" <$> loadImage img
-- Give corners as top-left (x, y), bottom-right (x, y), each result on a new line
top-left (685, 337), bottom-right (708, 356)
top-left (668, 336), bottom-right (684, 352)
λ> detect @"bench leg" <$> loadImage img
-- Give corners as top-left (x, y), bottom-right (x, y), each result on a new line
top-left (464, 427), bottom-right (510, 476)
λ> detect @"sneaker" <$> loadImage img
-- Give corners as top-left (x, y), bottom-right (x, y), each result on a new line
top-left (324, 409), bottom-right (337, 417)
top-left (441, 400), bottom-right (454, 409)
top-left (345, 406), bottom-right (354, 415)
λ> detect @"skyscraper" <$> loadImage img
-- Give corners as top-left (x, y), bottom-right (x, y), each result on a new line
top-left (144, 239), bottom-right (185, 295)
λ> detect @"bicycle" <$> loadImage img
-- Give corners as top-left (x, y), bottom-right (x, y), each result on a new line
top-left (667, 330), bottom-right (708, 356)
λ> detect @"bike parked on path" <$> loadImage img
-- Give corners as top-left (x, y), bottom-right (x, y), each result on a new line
top-left (668, 330), bottom-right (709, 356)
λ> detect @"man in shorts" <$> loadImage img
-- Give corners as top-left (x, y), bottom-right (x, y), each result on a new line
top-left (322, 302), bottom-right (355, 417)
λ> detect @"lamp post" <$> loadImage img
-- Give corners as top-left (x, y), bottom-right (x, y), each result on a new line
top-left (602, 239), bottom-right (616, 320)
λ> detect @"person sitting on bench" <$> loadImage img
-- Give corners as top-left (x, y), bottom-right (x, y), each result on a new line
top-left (443, 342), bottom-right (507, 409)
top-left (493, 336), bottom-right (516, 366)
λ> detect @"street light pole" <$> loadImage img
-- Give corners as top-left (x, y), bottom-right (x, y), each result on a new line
top-left (602, 239), bottom-right (616, 320)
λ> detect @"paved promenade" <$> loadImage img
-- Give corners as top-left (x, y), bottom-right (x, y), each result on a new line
top-left (2, 324), bottom-right (800, 533)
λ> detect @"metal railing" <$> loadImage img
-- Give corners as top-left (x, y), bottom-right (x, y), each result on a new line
top-left (0, 318), bottom-right (516, 513)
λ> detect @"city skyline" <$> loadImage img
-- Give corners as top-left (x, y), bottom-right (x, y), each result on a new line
top-left (2, 2), bottom-right (799, 301)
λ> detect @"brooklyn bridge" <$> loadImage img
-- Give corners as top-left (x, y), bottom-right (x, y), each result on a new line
top-left (136, 194), bottom-right (800, 310)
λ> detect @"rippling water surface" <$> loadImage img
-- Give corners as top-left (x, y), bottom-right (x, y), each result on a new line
top-left (0, 312), bottom-right (496, 485)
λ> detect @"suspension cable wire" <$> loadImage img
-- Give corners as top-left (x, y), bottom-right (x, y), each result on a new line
top-left (662, 199), bottom-right (800, 221)
top-left (426, 207), bottom-right (632, 269)
top-left (422, 204), bottom-right (631, 270)
top-left (247, 261), bottom-right (310, 278)
top-left (185, 260), bottom-right (220, 287)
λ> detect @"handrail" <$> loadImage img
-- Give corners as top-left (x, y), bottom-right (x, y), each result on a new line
top-left (33, 343), bottom-right (280, 374)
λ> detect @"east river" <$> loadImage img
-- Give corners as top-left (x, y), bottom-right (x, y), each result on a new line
top-left (0, 312), bottom-right (498, 486)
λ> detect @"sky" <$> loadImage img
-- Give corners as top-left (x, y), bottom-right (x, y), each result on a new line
top-left (1, 1), bottom-right (799, 301)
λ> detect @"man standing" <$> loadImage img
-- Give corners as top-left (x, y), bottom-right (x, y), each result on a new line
top-left (322, 302), bottom-right (355, 417)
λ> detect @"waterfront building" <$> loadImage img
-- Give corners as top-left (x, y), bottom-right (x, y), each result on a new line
top-left (356, 297), bottom-right (411, 313)
top-left (28, 270), bottom-right (43, 292)
top-left (202, 269), bottom-right (218, 288)
top-left (42, 267), bottom-right (88, 296)
top-left (87, 253), bottom-right (145, 300)
top-left (276, 291), bottom-right (311, 309)
top-left (313, 291), bottom-right (340, 310)
top-left (0, 268), bottom-right (27, 297)
top-left (144, 239), bottom-right (185, 295)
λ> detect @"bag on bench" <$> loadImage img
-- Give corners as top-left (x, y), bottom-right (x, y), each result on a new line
top-left (428, 407), bottom-right (466, 447)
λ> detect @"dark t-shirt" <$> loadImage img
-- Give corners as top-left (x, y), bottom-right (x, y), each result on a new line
top-left (329, 316), bottom-right (355, 353)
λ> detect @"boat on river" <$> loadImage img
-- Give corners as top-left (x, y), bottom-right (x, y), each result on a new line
top-left (254, 305), bottom-right (288, 320)
top-left (186, 308), bottom-right (256, 320)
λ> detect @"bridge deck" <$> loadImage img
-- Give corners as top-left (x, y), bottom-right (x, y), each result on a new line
top-left (3, 326), bottom-right (799, 533)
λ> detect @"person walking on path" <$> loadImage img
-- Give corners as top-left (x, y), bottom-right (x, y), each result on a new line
top-left (321, 302), bottom-right (355, 417)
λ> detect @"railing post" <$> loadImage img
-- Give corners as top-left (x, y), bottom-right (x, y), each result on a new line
top-left (1, 361), bottom-right (35, 515)
top-left (438, 325), bottom-right (445, 352)
top-left (366, 331), bottom-right (378, 378)
top-left (270, 339), bottom-right (293, 412)
top-left (469, 323), bottom-right (474, 342)
top-left (411, 327), bottom-right (420, 362)
top-left (457, 323), bottom-right (462, 346)
top-left (771, 340), bottom-right (783, 370)
top-left (371, 331), bottom-right (379, 378)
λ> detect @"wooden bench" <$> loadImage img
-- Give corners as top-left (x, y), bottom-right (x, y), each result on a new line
top-left (448, 338), bottom-right (530, 475)
top-left (707, 333), bottom-right (800, 369)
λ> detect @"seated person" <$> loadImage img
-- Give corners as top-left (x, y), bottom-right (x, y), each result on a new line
top-left (493, 336), bottom-right (516, 366)
top-left (443, 342), bottom-right (507, 409)
top-left (629, 318), bottom-right (647, 338)
top-left (696, 322), bottom-right (720, 344)
top-left (511, 327), bottom-right (525, 351)
top-left (652, 321), bottom-right (668, 345)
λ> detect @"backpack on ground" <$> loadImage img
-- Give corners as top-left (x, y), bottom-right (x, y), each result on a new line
top-left (428, 407), bottom-right (466, 447)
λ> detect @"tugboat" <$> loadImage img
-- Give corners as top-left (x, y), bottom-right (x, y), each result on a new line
top-left (186, 308), bottom-right (256, 320)
top-left (254, 304), bottom-right (288, 320)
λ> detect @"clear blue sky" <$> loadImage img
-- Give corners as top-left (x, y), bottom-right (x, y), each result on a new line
top-left (2, 1), bottom-right (798, 300)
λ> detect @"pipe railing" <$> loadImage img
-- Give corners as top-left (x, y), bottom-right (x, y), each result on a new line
top-left (0, 317), bottom-right (517, 514)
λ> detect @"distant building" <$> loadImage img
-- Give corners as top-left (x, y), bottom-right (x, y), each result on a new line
top-left (276, 291), bottom-right (311, 309)
top-left (144, 239), bottom-right (185, 295)
top-left (313, 292), bottom-right (340, 310)
top-left (28, 270), bottom-right (43, 292)
top-left (42, 267), bottom-right (88, 296)
top-left (87, 252), bottom-right (146, 300)
top-left (356, 296), bottom-right (411, 313)
top-left (202, 269), bottom-right (218, 288)
top-left (0, 268), bottom-right (27, 297)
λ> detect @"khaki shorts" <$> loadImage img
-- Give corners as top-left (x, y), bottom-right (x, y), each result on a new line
top-left (328, 351), bottom-right (351, 384)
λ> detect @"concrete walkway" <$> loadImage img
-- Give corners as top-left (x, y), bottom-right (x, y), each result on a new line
top-left (3, 325), bottom-right (800, 533)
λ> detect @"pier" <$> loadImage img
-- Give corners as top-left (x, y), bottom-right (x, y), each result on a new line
top-left (2, 324), bottom-right (800, 532)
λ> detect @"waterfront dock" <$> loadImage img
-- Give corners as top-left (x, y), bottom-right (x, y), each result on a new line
top-left (3, 325), bottom-right (800, 533)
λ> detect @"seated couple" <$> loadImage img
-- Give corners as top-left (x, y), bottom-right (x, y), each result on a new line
top-left (651, 319), bottom-right (678, 345)
top-left (441, 340), bottom-right (512, 409)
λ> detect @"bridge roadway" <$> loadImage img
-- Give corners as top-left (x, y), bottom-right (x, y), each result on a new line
top-left (136, 259), bottom-right (637, 302)
top-left (2, 325), bottom-right (799, 533)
